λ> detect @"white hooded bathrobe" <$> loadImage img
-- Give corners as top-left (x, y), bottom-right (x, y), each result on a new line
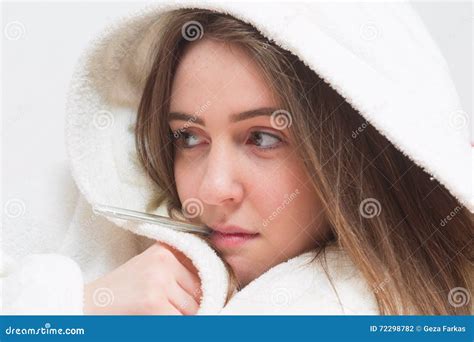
top-left (2, 1), bottom-right (472, 315)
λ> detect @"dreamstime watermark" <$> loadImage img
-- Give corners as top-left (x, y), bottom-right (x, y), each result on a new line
top-left (173, 100), bottom-right (211, 138)
top-left (448, 110), bottom-right (468, 130)
top-left (440, 205), bottom-right (462, 227)
top-left (351, 119), bottom-right (369, 139)
top-left (270, 109), bottom-right (292, 130)
top-left (262, 41), bottom-right (271, 50)
top-left (4, 106), bottom-right (27, 128)
top-left (359, 21), bottom-right (381, 41)
top-left (93, 287), bottom-right (114, 307)
top-left (4, 323), bottom-right (85, 335)
top-left (262, 189), bottom-right (300, 228)
top-left (182, 198), bottom-right (204, 219)
top-left (173, 116), bottom-right (197, 139)
top-left (3, 198), bottom-right (26, 218)
top-left (448, 287), bottom-right (470, 308)
top-left (181, 21), bottom-right (204, 41)
top-left (372, 277), bottom-right (390, 294)
top-left (4, 21), bottom-right (26, 40)
top-left (359, 198), bottom-right (381, 218)
top-left (93, 110), bottom-right (114, 130)
top-left (351, 101), bottom-right (388, 139)
top-left (271, 287), bottom-right (292, 307)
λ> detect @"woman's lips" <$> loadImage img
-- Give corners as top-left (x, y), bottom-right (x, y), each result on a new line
top-left (210, 231), bottom-right (259, 248)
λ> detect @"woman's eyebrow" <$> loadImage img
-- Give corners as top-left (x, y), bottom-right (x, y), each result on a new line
top-left (229, 107), bottom-right (278, 123)
top-left (168, 112), bottom-right (204, 125)
top-left (168, 107), bottom-right (278, 126)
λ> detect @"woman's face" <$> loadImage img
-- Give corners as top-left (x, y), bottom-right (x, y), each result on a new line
top-left (169, 39), bottom-right (328, 288)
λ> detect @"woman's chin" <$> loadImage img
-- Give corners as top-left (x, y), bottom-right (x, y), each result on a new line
top-left (224, 254), bottom-right (267, 289)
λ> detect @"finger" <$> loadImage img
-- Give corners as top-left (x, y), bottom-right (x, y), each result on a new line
top-left (157, 241), bottom-right (199, 275)
top-left (156, 242), bottom-right (203, 302)
top-left (167, 281), bottom-right (199, 315)
top-left (154, 301), bottom-right (183, 316)
top-left (173, 257), bottom-right (202, 304)
top-left (173, 248), bottom-right (199, 275)
top-left (172, 252), bottom-right (203, 300)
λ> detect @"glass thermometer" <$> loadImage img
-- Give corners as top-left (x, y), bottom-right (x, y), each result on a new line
top-left (92, 203), bottom-right (211, 235)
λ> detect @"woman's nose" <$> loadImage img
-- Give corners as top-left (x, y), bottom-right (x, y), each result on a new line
top-left (197, 142), bottom-right (244, 206)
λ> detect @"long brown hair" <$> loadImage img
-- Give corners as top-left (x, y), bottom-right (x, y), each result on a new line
top-left (134, 9), bottom-right (473, 314)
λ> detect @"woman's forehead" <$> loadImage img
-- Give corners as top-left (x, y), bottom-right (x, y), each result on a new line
top-left (170, 39), bottom-right (278, 118)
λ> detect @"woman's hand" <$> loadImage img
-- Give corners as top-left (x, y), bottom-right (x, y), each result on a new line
top-left (83, 241), bottom-right (202, 315)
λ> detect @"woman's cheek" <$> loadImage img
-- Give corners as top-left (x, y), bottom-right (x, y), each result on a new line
top-left (255, 186), bottom-right (295, 228)
top-left (174, 159), bottom-right (196, 200)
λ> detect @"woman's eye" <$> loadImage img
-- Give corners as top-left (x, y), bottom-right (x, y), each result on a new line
top-left (248, 131), bottom-right (282, 150)
top-left (172, 130), bottom-right (203, 148)
top-left (171, 129), bottom-right (282, 151)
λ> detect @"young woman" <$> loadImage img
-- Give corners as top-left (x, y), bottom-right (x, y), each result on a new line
top-left (3, 4), bottom-right (472, 316)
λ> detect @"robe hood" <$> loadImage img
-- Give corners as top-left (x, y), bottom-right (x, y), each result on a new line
top-left (63, 0), bottom-right (472, 313)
